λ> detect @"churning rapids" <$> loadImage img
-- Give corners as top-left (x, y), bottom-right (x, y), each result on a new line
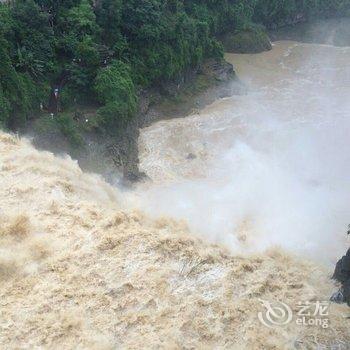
top-left (138, 41), bottom-right (350, 263)
top-left (0, 41), bottom-right (350, 349)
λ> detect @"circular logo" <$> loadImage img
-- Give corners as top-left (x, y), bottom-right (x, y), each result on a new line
top-left (258, 299), bottom-right (293, 328)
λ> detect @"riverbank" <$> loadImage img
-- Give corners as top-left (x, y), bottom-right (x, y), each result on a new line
top-left (28, 17), bottom-right (350, 185)
top-left (29, 58), bottom-right (243, 184)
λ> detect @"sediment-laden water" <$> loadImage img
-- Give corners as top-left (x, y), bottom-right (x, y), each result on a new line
top-left (138, 41), bottom-right (350, 262)
top-left (1, 41), bottom-right (350, 348)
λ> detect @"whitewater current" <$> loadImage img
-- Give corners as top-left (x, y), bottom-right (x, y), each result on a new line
top-left (138, 41), bottom-right (350, 262)
top-left (0, 41), bottom-right (350, 348)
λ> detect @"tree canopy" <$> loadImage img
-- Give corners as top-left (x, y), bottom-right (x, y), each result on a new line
top-left (0, 0), bottom-right (348, 131)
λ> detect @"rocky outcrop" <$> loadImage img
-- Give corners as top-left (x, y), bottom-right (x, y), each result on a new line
top-left (222, 28), bottom-right (272, 54)
top-left (200, 59), bottom-right (235, 82)
top-left (332, 248), bottom-right (350, 306)
top-left (106, 58), bottom-right (242, 183)
top-left (29, 58), bottom-right (241, 185)
top-left (138, 59), bottom-right (243, 128)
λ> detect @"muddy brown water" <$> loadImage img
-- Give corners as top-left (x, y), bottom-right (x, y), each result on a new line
top-left (1, 39), bottom-right (350, 348)
top-left (137, 41), bottom-right (350, 261)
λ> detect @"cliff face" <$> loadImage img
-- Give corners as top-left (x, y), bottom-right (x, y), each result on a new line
top-left (0, 131), bottom-right (349, 349)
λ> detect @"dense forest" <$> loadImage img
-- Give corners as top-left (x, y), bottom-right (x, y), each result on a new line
top-left (0, 0), bottom-right (349, 136)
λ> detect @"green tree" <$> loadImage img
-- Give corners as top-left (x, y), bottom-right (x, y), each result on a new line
top-left (10, 0), bottom-right (54, 77)
top-left (95, 60), bottom-right (137, 129)
top-left (1, 0), bottom-right (349, 134)
top-left (0, 85), bottom-right (10, 128)
top-left (96, 0), bottom-right (124, 48)
top-left (53, 0), bottom-right (101, 102)
top-left (0, 36), bottom-right (30, 127)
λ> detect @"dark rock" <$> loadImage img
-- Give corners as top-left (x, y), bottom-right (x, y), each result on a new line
top-left (222, 28), bottom-right (272, 54)
top-left (330, 289), bottom-right (345, 304)
top-left (332, 248), bottom-right (350, 306)
top-left (186, 153), bottom-right (197, 160)
top-left (344, 279), bottom-right (350, 306)
top-left (332, 249), bottom-right (350, 283)
top-left (200, 59), bottom-right (235, 82)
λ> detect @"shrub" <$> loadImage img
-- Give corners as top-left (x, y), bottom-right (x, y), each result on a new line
top-left (1, 0), bottom-right (348, 134)
top-left (0, 85), bottom-right (10, 128)
top-left (56, 113), bottom-right (84, 147)
top-left (222, 25), bottom-right (272, 54)
top-left (95, 60), bottom-right (137, 130)
top-left (34, 114), bottom-right (84, 148)
top-left (0, 36), bottom-right (29, 127)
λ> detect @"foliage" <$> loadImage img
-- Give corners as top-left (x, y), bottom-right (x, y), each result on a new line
top-left (253, 0), bottom-right (350, 28)
top-left (34, 113), bottom-right (84, 147)
top-left (9, 0), bottom-right (54, 76)
top-left (56, 113), bottom-right (84, 146)
top-left (95, 60), bottom-right (137, 130)
top-left (0, 0), bottom-right (348, 131)
top-left (222, 26), bottom-right (272, 54)
top-left (0, 36), bottom-right (32, 127)
top-left (0, 85), bottom-right (10, 128)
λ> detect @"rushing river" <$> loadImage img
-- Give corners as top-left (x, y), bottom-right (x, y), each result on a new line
top-left (2, 39), bottom-right (350, 350)
top-left (136, 40), bottom-right (350, 263)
